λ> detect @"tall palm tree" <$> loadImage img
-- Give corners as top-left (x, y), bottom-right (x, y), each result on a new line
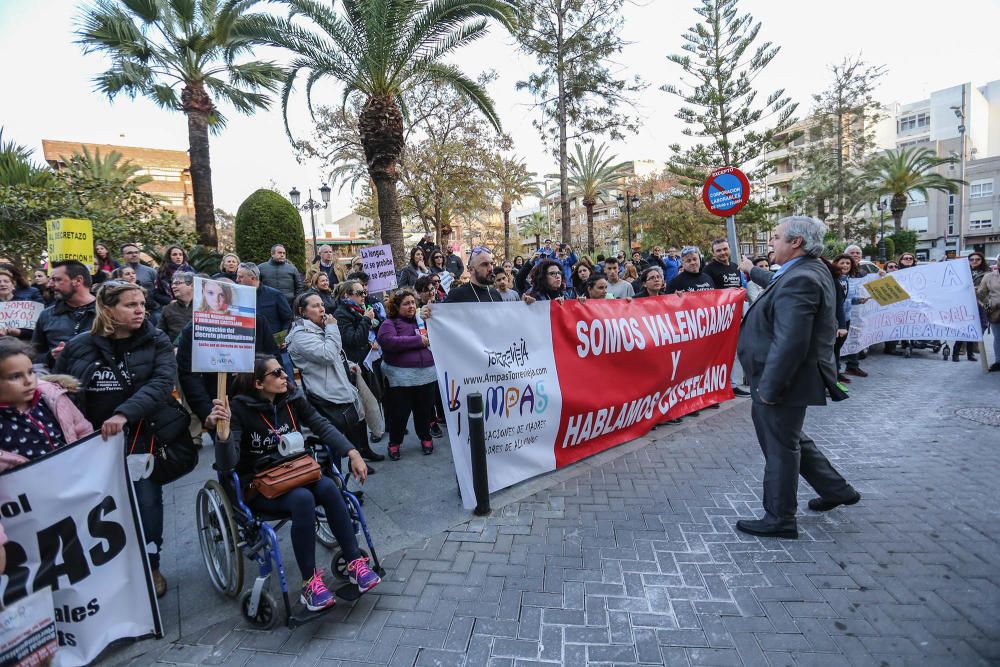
top-left (566, 143), bottom-right (629, 253)
top-left (861, 147), bottom-right (963, 233)
top-left (255, 0), bottom-right (517, 266)
top-left (518, 211), bottom-right (548, 250)
top-left (76, 0), bottom-right (285, 247)
top-left (486, 155), bottom-right (539, 259)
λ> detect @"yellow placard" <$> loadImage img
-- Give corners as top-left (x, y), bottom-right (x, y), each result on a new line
top-left (46, 218), bottom-right (94, 266)
top-left (863, 274), bottom-right (910, 306)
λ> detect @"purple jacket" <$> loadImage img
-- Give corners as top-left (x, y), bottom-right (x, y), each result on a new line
top-left (376, 316), bottom-right (434, 368)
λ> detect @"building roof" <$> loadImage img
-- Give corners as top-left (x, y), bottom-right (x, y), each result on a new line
top-left (41, 139), bottom-right (190, 169)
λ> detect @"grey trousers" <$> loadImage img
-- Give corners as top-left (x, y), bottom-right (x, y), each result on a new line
top-left (750, 402), bottom-right (854, 526)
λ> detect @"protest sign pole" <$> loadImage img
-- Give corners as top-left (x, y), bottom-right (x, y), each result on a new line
top-left (726, 215), bottom-right (739, 262)
top-left (216, 373), bottom-right (230, 440)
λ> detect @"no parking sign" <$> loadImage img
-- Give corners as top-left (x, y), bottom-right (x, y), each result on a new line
top-left (702, 166), bottom-right (750, 217)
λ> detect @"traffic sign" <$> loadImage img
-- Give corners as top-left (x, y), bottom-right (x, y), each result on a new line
top-left (702, 166), bottom-right (750, 217)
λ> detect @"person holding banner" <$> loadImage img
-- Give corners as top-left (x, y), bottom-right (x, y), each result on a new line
top-left (55, 281), bottom-right (191, 598)
top-left (735, 216), bottom-right (857, 539)
top-left (524, 258), bottom-right (569, 302)
top-left (214, 355), bottom-right (379, 610)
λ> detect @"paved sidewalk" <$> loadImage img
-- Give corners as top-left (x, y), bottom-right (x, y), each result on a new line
top-left (108, 349), bottom-right (1000, 666)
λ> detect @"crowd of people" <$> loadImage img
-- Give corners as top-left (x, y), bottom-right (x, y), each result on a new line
top-left (0, 230), bottom-right (997, 621)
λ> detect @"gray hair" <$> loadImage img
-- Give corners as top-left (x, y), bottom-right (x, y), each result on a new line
top-left (171, 271), bottom-right (194, 286)
top-left (236, 262), bottom-right (260, 280)
top-left (779, 216), bottom-right (826, 257)
top-left (844, 244), bottom-right (862, 254)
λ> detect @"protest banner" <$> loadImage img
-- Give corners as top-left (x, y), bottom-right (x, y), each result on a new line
top-left (191, 276), bottom-right (257, 373)
top-left (427, 290), bottom-right (744, 509)
top-left (45, 218), bottom-right (94, 266)
top-left (0, 432), bottom-right (163, 666)
top-left (360, 244), bottom-right (398, 293)
top-left (0, 300), bottom-right (45, 331)
top-left (842, 260), bottom-right (981, 355)
top-left (0, 588), bottom-right (58, 666)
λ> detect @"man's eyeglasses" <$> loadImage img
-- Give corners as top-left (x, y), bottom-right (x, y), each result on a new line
top-left (262, 367), bottom-right (286, 379)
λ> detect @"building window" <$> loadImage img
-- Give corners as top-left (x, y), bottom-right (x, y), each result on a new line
top-left (908, 190), bottom-right (927, 205)
top-left (970, 179), bottom-right (994, 199)
top-left (947, 193), bottom-right (955, 234)
top-left (906, 216), bottom-right (928, 233)
top-left (969, 211), bottom-right (993, 230)
top-left (897, 111), bottom-right (930, 133)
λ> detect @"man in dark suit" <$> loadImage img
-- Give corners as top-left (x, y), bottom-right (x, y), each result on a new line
top-left (735, 216), bottom-right (859, 539)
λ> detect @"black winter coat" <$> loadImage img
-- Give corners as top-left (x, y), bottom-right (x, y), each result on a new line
top-left (334, 300), bottom-right (372, 365)
top-left (217, 388), bottom-right (355, 482)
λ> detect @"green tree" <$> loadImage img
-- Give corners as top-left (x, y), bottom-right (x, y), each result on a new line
top-left (61, 145), bottom-right (152, 187)
top-left (860, 148), bottom-right (962, 233)
top-left (486, 155), bottom-right (540, 259)
top-left (234, 189), bottom-right (306, 272)
top-left (258, 0), bottom-right (516, 266)
top-left (663, 0), bottom-right (796, 183)
top-left (0, 129), bottom-right (53, 187)
top-left (516, 0), bottom-right (645, 243)
top-left (518, 211), bottom-right (548, 249)
top-left (76, 0), bottom-right (284, 247)
top-left (564, 143), bottom-right (627, 254)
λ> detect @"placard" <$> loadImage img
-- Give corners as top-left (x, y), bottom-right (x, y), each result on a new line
top-left (191, 277), bottom-right (257, 372)
top-left (45, 218), bottom-right (94, 265)
top-left (360, 244), bottom-right (398, 294)
top-left (0, 588), bottom-right (59, 666)
top-left (0, 301), bottom-right (45, 330)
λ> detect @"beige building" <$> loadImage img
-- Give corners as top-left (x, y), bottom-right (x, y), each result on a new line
top-left (42, 139), bottom-right (195, 219)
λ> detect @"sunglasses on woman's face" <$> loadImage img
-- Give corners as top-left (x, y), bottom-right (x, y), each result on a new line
top-left (262, 367), bottom-right (286, 379)
top-left (886, 264), bottom-right (897, 269)
top-left (351, 290), bottom-right (366, 296)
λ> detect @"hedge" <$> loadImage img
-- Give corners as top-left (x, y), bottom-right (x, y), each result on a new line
top-left (234, 189), bottom-right (306, 272)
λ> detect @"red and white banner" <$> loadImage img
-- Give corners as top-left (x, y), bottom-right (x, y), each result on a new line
top-left (427, 291), bottom-right (743, 508)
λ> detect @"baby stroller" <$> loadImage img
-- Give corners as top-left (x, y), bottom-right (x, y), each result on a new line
top-left (195, 438), bottom-right (384, 628)
top-left (900, 339), bottom-right (943, 358)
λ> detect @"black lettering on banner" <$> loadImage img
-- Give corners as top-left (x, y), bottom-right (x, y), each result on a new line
top-left (33, 517), bottom-right (91, 592)
top-left (88, 496), bottom-right (126, 566)
top-left (1, 540), bottom-right (30, 606)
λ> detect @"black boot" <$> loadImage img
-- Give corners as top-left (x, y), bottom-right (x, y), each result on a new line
top-left (359, 444), bottom-right (386, 462)
top-left (968, 342), bottom-right (978, 361)
top-left (952, 342), bottom-right (961, 362)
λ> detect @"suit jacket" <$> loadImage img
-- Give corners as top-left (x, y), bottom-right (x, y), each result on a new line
top-left (737, 256), bottom-right (844, 407)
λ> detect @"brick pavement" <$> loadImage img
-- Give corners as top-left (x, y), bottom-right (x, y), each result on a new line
top-left (111, 350), bottom-right (1000, 666)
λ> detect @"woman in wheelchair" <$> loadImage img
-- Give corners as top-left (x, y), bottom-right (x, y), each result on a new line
top-left (211, 354), bottom-right (380, 611)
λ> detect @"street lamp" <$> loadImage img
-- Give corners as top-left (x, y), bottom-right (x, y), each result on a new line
top-left (289, 184), bottom-right (331, 260)
top-left (950, 98), bottom-right (967, 256)
top-left (615, 190), bottom-right (640, 249)
top-left (875, 197), bottom-right (889, 262)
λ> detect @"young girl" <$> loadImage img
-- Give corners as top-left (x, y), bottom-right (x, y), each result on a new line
top-left (0, 338), bottom-right (93, 470)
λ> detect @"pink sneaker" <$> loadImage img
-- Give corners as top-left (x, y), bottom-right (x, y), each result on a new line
top-left (301, 569), bottom-right (335, 611)
top-left (347, 557), bottom-right (380, 594)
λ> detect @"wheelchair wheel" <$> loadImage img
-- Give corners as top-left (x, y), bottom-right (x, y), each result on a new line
top-left (241, 589), bottom-right (279, 629)
top-left (315, 511), bottom-right (336, 549)
top-left (331, 548), bottom-right (370, 580)
top-left (196, 480), bottom-right (244, 598)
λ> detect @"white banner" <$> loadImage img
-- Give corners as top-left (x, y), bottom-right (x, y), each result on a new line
top-left (192, 277), bottom-right (257, 372)
top-left (842, 260), bottom-right (982, 355)
top-left (0, 301), bottom-right (45, 331)
top-left (0, 433), bottom-right (162, 666)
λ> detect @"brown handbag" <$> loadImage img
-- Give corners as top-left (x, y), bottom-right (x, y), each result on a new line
top-left (250, 453), bottom-right (321, 499)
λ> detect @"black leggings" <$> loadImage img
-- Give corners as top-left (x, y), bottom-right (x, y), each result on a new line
top-left (386, 383), bottom-right (435, 444)
top-left (249, 476), bottom-right (360, 581)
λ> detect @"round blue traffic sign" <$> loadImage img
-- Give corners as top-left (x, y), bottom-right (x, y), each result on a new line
top-left (702, 166), bottom-right (750, 216)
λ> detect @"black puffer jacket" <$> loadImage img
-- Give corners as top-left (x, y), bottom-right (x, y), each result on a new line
top-left (53, 321), bottom-right (184, 442)
top-left (217, 388), bottom-right (355, 482)
top-left (334, 300), bottom-right (372, 365)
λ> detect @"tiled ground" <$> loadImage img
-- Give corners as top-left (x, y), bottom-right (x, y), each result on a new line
top-left (106, 343), bottom-right (1000, 666)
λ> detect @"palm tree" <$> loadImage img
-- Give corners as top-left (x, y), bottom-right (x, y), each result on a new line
top-left (566, 143), bottom-right (629, 253)
top-left (518, 211), bottom-right (548, 250)
top-left (486, 155), bottom-right (539, 259)
top-left (63, 146), bottom-right (152, 186)
top-left (861, 147), bottom-right (963, 233)
top-left (255, 0), bottom-right (517, 266)
top-left (0, 129), bottom-right (53, 187)
top-left (76, 0), bottom-right (285, 247)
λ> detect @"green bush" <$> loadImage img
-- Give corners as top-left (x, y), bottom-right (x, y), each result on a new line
top-left (234, 189), bottom-right (306, 272)
top-left (882, 237), bottom-right (895, 261)
top-left (886, 231), bottom-right (916, 256)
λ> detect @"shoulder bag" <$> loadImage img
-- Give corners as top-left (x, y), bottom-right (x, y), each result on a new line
top-left (249, 405), bottom-right (320, 499)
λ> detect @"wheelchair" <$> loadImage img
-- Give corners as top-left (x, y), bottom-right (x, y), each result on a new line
top-left (195, 439), bottom-right (384, 629)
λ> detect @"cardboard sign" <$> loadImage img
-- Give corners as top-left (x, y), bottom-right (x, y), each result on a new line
top-left (0, 588), bottom-right (59, 666)
top-left (863, 274), bottom-right (911, 306)
top-left (45, 218), bottom-right (94, 265)
top-left (360, 244), bottom-right (398, 294)
top-left (191, 277), bottom-right (257, 372)
top-left (0, 301), bottom-right (45, 330)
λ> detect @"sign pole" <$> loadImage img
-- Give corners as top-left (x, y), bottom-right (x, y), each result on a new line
top-left (726, 215), bottom-right (739, 262)
top-left (216, 373), bottom-right (230, 441)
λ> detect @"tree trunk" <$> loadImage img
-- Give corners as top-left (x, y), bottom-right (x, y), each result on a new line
top-left (835, 108), bottom-right (846, 240)
top-left (182, 83), bottom-right (218, 247)
top-left (358, 94), bottom-right (406, 265)
top-left (502, 201), bottom-right (511, 260)
top-left (891, 193), bottom-right (907, 234)
top-left (556, 1), bottom-right (570, 243)
top-left (584, 198), bottom-right (596, 254)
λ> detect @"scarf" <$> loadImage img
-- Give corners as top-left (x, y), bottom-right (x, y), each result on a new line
top-left (341, 298), bottom-right (365, 317)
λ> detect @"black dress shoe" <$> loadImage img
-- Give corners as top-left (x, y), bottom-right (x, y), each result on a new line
top-left (735, 519), bottom-right (798, 539)
top-left (808, 491), bottom-right (861, 512)
top-left (733, 386), bottom-right (751, 397)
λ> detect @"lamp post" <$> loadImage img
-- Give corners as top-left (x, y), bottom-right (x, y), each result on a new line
top-left (289, 184), bottom-right (331, 260)
top-left (951, 93), bottom-right (967, 256)
top-left (875, 197), bottom-right (889, 262)
top-left (615, 190), bottom-right (640, 249)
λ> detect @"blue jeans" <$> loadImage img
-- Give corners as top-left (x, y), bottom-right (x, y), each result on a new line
top-left (134, 478), bottom-right (163, 570)
top-left (249, 476), bottom-right (360, 581)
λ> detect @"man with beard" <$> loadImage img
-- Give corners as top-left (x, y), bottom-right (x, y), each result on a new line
top-left (32, 260), bottom-right (97, 368)
top-left (704, 238), bottom-right (751, 396)
top-left (443, 249), bottom-right (503, 303)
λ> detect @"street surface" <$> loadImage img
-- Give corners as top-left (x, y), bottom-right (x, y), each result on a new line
top-left (105, 346), bottom-right (1000, 666)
